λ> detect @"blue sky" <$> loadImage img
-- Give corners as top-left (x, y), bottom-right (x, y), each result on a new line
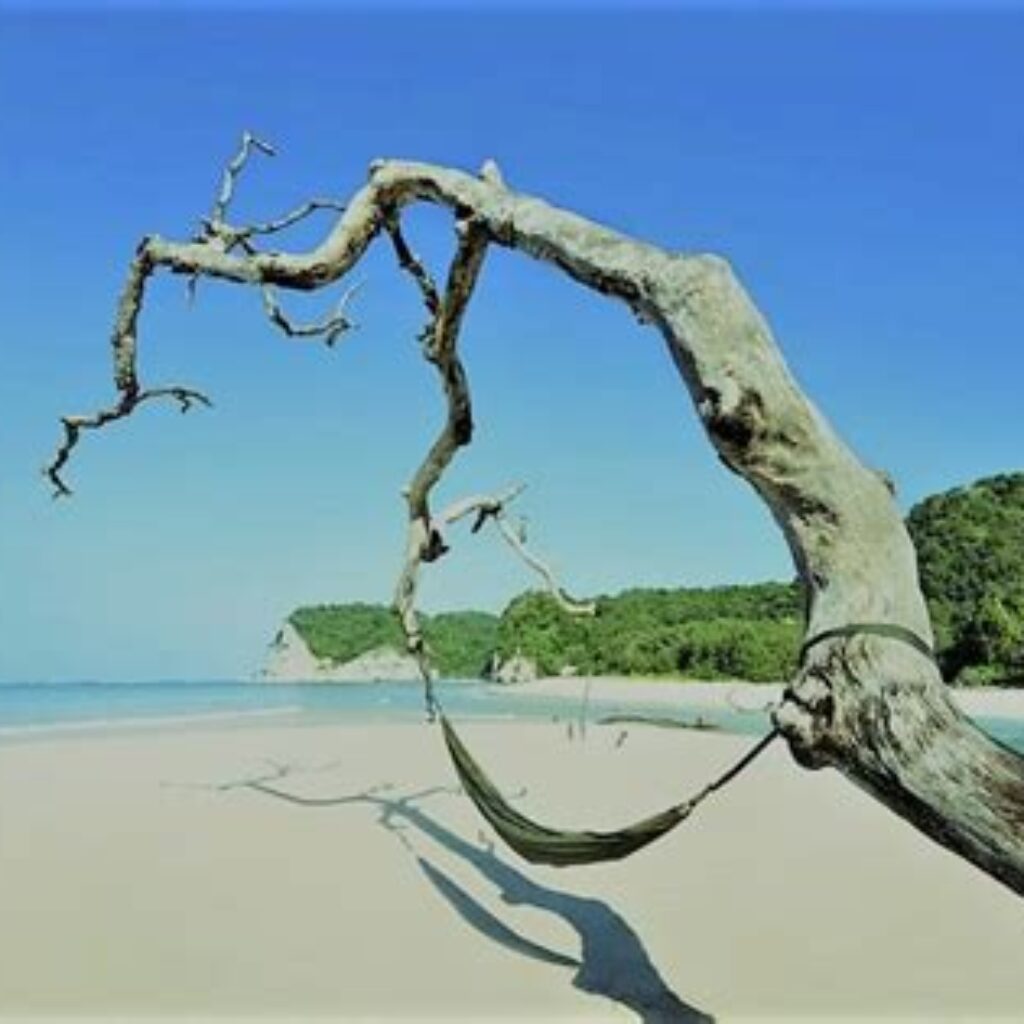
top-left (0, 5), bottom-right (1021, 681)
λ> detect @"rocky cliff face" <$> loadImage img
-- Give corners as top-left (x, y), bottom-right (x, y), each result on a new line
top-left (256, 622), bottom-right (422, 683)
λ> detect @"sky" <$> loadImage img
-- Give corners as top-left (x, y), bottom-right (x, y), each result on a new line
top-left (0, 4), bottom-right (1021, 681)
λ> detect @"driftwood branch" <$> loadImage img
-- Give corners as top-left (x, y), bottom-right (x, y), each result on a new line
top-left (46, 386), bottom-right (211, 497)
top-left (210, 130), bottom-right (276, 226)
top-left (391, 212), bottom-right (490, 708)
top-left (53, 141), bottom-right (1024, 896)
top-left (259, 280), bottom-right (361, 346)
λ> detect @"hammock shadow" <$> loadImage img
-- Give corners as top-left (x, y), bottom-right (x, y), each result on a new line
top-left (243, 779), bottom-right (712, 1023)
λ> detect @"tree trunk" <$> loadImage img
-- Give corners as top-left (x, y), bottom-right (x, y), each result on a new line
top-left (73, 157), bottom-right (1024, 895)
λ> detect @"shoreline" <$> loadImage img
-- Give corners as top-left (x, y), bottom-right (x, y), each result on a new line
top-left (2, 677), bottom-right (1022, 751)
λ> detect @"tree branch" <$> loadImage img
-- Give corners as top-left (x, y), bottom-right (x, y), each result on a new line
top-left (243, 197), bottom-right (347, 237)
top-left (55, 142), bottom-right (1024, 895)
top-left (260, 280), bottom-right (361, 346)
top-left (391, 214), bottom-right (489, 708)
top-left (490, 512), bottom-right (596, 616)
top-left (209, 130), bottom-right (276, 227)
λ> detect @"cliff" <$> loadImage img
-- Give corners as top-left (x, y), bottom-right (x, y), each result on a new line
top-left (256, 622), bottom-right (422, 683)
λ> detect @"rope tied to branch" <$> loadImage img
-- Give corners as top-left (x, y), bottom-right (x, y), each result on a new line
top-left (800, 622), bottom-right (938, 666)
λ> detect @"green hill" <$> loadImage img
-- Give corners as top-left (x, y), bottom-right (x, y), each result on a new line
top-left (285, 472), bottom-right (1024, 686)
top-left (288, 582), bottom-right (802, 684)
top-left (496, 583), bottom-right (801, 682)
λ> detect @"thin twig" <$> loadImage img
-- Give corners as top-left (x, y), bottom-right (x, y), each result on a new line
top-left (46, 387), bottom-right (212, 497)
top-left (493, 513), bottom-right (596, 616)
top-left (385, 214), bottom-right (441, 319)
top-left (210, 131), bottom-right (275, 226)
top-left (260, 281), bottom-right (362, 346)
top-left (245, 198), bottom-right (347, 237)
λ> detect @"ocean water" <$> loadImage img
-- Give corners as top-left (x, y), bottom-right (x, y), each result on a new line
top-left (0, 680), bottom-right (767, 740)
top-left (0, 681), bottom-right (1021, 754)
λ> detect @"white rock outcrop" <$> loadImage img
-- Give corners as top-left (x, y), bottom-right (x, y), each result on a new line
top-left (256, 622), bottom-right (421, 683)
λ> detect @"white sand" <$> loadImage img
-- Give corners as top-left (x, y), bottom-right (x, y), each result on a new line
top-left (1, 715), bottom-right (1023, 1021)
top-left (515, 675), bottom-right (1024, 720)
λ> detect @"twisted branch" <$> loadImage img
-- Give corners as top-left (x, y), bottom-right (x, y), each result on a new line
top-left (260, 280), bottom-right (362, 346)
top-left (49, 134), bottom-right (353, 493)
top-left (45, 387), bottom-right (212, 498)
top-left (387, 174), bottom-right (593, 710)
top-left (392, 215), bottom-right (489, 708)
top-left (47, 136), bottom-right (1024, 892)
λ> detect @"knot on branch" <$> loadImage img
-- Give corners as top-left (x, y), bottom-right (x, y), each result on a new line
top-left (699, 383), bottom-right (766, 456)
top-left (773, 670), bottom-right (836, 769)
top-left (470, 500), bottom-right (503, 534)
top-left (421, 525), bottom-right (450, 564)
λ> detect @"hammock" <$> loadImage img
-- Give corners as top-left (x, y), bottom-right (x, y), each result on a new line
top-left (433, 621), bottom-right (933, 868)
top-left (440, 713), bottom-right (773, 867)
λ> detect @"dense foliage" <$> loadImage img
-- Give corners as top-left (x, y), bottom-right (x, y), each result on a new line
top-left (289, 583), bottom-right (803, 683)
top-left (497, 584), bottom-right (802, 681)
top-left (287, 474), bottom-right (1024, 686)
top-left (907, 472), bottom-right (1024, 686)
top-left (289, 603), bottom-right (499, 678)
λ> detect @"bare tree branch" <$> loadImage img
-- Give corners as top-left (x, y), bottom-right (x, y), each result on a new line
top-left (45, 387), bottom-right (212, 498)
top-left (491, 512), bottom-right (596, 616)
top-left (260, 280), bottom-right (362, 346)
top-left (210, 130), bottom-right (276, 227)
top-left (50, 137), bottom-right (352, 492)
top-left (243, 197), bottom-right (347, 237)
top-left (53, 140), bottom-right (1024, 895)
top-left (392, 215), bottom-right (489, 711)
top-left (385, 214), bottom-right (441, 320)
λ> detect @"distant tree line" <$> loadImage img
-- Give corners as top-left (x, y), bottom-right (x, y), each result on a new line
top-left (289, 583), bottom-right (802, 683)
top-left (495, 583), bottom-right (801, 682)
top-left (287, 473), bottom-right (1024, 687)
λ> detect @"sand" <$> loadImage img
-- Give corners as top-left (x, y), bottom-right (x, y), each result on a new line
top-left (514, 675), bottom-right (1024, 720)
top-left (2, 709), bottom-right (1023, 1021)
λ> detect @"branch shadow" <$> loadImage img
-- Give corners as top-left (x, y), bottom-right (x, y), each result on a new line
top-left (239, 777), bottom-right (712, 1023)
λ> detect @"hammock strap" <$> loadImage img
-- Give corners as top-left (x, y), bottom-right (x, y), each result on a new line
top-left (800, 622), bottom-right (938, 666)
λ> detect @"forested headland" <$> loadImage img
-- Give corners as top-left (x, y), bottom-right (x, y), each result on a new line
top-left (287, 473), bottom-right (1024, 685)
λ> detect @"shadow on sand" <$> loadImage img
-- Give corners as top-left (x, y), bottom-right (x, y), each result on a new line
top-left (234, 776), bottom-right (712, 1023)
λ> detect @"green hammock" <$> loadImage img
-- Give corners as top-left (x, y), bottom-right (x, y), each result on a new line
top-left (440, 713), bottom-right (770, 867)
top-left (435, 621), bottom-right (933, 868)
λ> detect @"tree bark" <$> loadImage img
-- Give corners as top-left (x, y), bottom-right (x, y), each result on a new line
top-left (69, 157), bottom-right (1024, 895)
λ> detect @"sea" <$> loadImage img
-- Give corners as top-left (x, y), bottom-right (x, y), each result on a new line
top-left (1, 680), bottom-right (1023, 753)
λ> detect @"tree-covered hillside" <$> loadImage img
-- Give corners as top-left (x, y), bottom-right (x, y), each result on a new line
top-left (907, 472), bottom-right (1024, 685)
top-left (288, 582), bottom-right (802, 683)
top-left (496, 584), bottom-right (801, 682)
top-left (285, 473), bottom-right (1024, 686)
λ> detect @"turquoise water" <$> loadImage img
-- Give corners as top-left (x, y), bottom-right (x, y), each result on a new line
top-left (0, 680), bottom-right (765, 740)
top-left (1, 681), bottom-right (1022, 753)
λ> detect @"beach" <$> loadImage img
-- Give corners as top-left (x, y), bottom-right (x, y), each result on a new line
top-left (516, 674), bottom-right (1024, 719)
top-left (2, 683), bottom-right (1024, 1022)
